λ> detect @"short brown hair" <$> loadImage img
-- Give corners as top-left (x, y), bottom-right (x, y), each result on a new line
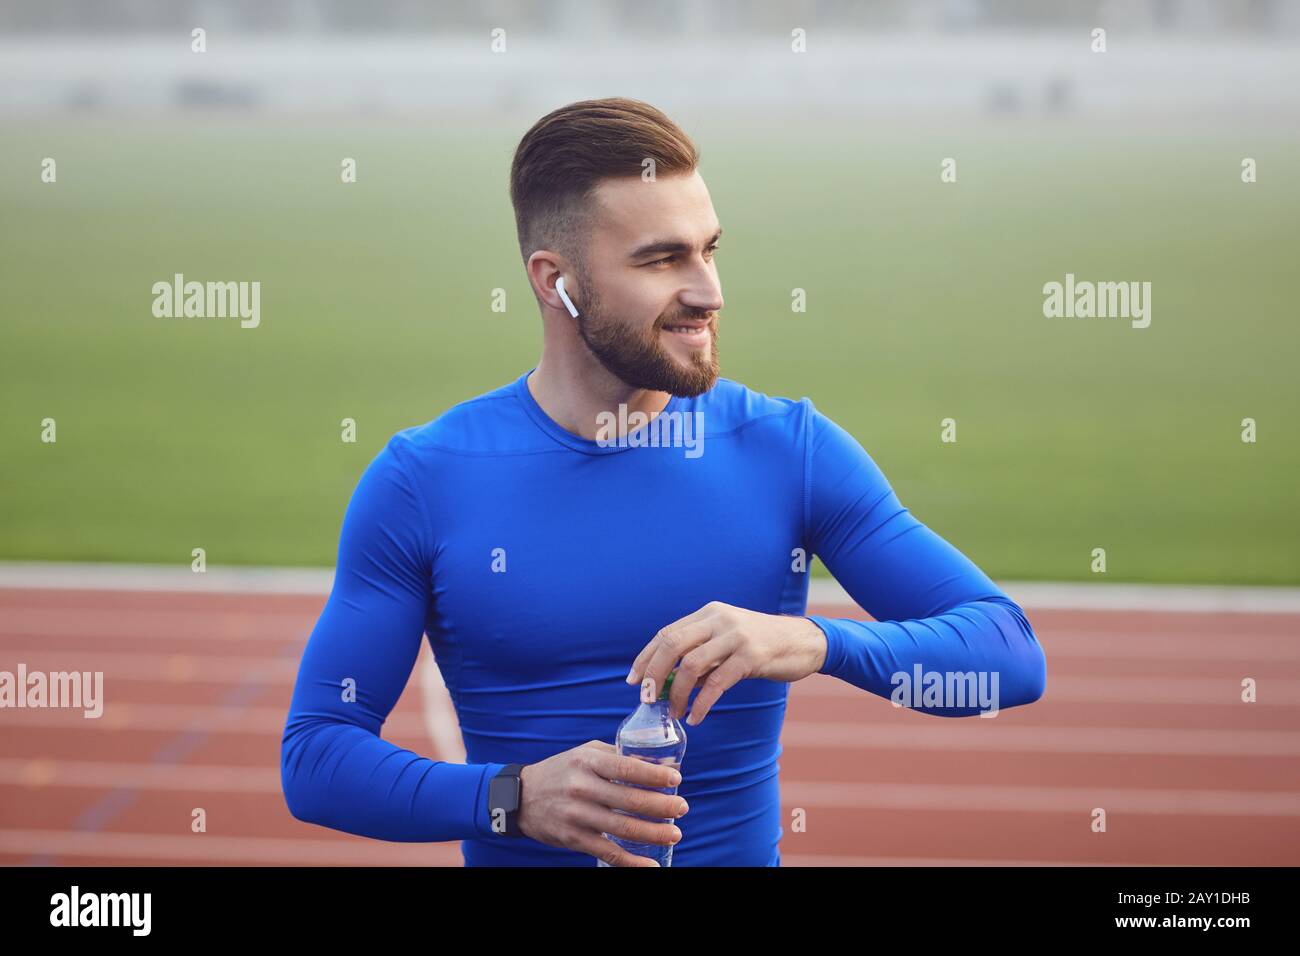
top-left (509, 97), bottom-right (699, 268)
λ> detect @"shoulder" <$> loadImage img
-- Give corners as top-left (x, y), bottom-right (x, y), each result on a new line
top-left (699, 379), bottom-right (877, 478)
top-left (691, 376), bottom-right (812, 438)
top-left (384, 377), bottom-right (554, 461)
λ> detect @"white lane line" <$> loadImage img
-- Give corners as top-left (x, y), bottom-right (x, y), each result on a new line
top-left (0, 607), bottom-right (315, 641)
top-left (5, 760), bottom-right (1298, 816)
top-left (779, 781), bottom-right (1300, 816)
top-left (790, 671), bottom-right (1300, 712)
top-left (5, 609), bottom-right (1299, 661)
top-left (0, 702), bottom-right (428, 737)
top-left (822, 580), bottom-right (1300, 613)
top-left (0, 829), bottom-right (463, 866)
top-left (1040, 675), bottom-right (1300, 705)
top-left (1034, 633), bottom-right (1300, 662)
top-left (3, 562), bottom-right (1300, 612)
top-left (0, 563), bottom-right (334, 594)
top-left (778, 722), bottom-right (1300, 756)
top-left (0, 759), bottom-right (281, 791)
top-left (796, 673), bottom-right (1300, 705)
top-left (6, 611), bottom-right (1299, 667)
top-left (988, 581), bottom-right (1300, 614)
top-left (2, 639), bottom-right (1289, 676)
top-left (0, 648), bottom-right (297, 681)
top-left (7, 703), bottom-right (1298, 757)
top-left (2, 647), bottom-right (1292, 704)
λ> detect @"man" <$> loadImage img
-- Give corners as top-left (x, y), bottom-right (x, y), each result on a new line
top-left (280, 97), bottom-right (1047, 867)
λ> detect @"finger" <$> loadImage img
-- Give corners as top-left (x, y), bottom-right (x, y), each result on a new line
top-left (669, 634), bottom-right (737, 719)
top-left (627, 604), bottom-right (717, 685)
top-left (590, 750), bottom-right (682, 791)
top-left (572, 804), bottom-right (682, 848)
top-left (639, 619), bottom-right (714, 703)
top-left (575, 831), bottom-right (661, 867)
top-left (590, 777), bottom-right (688, 820)
top-left (685, 657), bottom-right (749, 726)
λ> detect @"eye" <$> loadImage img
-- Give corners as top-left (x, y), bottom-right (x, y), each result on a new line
top-left (644, 246), bottom-right (719, 267)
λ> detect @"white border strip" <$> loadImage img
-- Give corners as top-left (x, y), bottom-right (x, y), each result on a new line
top-left (1, 562), bottom-right (1299, 612)
top-left (0, 562), bottom-right (334, 594)
top-left (812, 578), bottom-right (1300, 613)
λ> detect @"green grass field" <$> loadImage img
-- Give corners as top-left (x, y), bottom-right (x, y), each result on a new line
top-left (2, 120), bottom-right (1297, 583)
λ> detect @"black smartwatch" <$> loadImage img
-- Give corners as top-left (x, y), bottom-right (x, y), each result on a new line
top-left (487, 764), bottom-right (525, 837)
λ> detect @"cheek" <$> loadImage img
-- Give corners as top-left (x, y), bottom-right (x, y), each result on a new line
top-left (606, 274), bottom-right (676, 331)
top-left (602, 283), bottom-right (649, 321)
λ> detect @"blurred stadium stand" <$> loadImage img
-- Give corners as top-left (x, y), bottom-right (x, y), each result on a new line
top-left (1, 0), bottom-right (1297, 122)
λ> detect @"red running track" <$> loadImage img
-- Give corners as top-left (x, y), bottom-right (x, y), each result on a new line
top-left (1, 586), bottom-right (1297, 866)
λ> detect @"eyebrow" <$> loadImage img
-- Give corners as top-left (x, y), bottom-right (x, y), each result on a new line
top-left (628, 228), bottom-right (722, 261)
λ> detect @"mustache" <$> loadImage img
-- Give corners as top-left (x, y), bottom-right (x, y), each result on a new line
top-left (656, 311), bottom-right (716, 328)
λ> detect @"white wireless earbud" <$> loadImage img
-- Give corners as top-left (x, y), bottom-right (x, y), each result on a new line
top-left (555, 276), bottom-right (580, 319)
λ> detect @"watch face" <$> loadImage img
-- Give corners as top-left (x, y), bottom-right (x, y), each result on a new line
top-left (498, 776), bottom-right (520, 812)
top-left (489, 767), bottom-right (522, 833)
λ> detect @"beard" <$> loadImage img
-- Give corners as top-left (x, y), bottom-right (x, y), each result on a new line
top-left (573, 276), bottom-right (720, 398)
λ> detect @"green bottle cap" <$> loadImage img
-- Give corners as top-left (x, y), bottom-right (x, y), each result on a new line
top-left (658, 671), bottom-right (675, 701)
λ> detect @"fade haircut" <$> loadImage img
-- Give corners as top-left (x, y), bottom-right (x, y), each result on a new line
top-left (509, 97), bottom-right (700, 274)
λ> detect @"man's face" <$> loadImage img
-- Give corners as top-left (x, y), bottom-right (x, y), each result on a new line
top-left (570, 170), bottom-right (723, 397)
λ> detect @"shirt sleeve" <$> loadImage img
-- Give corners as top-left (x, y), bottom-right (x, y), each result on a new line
top-left (801, 402), bottom-right (1047, 716)
top-left (280, 436), bottom-right (508, 840)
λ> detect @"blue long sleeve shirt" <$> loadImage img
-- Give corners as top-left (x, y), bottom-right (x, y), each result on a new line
top-left (280, 368), bottom-right (1047, 865)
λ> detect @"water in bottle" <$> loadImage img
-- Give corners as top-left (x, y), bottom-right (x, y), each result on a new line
top-left (597, 670), bottom-right (688, 866)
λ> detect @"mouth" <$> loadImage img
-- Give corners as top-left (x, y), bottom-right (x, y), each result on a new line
top-left (660, 319), bottom-right (713, 346)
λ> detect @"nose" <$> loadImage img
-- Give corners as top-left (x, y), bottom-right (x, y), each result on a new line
top-left (681, 261), bottom-right (724, 316)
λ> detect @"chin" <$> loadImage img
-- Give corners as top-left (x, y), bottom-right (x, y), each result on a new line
top-left (666, 364), bottom-right (719, 398)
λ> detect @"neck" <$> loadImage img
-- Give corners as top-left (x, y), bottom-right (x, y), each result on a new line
top-left (526, 347), bottom-right (672, 442)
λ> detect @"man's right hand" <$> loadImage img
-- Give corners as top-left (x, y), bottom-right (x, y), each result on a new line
top-left (515, 740), bottom-right (688, 867)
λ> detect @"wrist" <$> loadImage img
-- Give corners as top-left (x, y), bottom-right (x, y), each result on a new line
top-left (802, 617), bottom-right (829, 675)
top-left (516, 764), bottom-right (533, 837)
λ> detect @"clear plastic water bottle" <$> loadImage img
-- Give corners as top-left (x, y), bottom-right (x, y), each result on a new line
top-left (597, 670), bottom-right (688, 867)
